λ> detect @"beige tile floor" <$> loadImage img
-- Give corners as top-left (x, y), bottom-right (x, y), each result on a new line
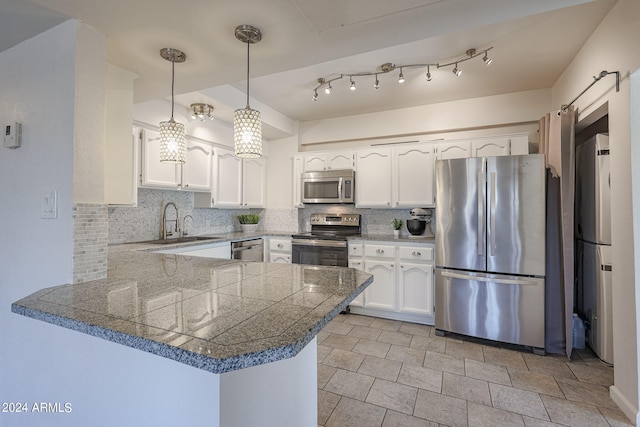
top-left (317, 313), bottom-right (633, 427)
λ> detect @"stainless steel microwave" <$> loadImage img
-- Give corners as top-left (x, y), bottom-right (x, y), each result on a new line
top-left (301, 169), bottom-right (355, 204)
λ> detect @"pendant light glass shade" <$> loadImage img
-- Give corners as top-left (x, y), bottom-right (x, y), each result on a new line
top-left (159, 118), bottom-right (186, 163)
top-left (159, 48), bottom-right (186, 163)
top-left (234, 25), bottom-right (262, 159)
top-left (234, 107), bottom-right (262, 158)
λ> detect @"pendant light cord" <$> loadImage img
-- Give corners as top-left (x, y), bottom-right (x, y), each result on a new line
top-left (245, 40), bottom-right (251, 109)
top-left (171, 57), bottom-right (176, 119)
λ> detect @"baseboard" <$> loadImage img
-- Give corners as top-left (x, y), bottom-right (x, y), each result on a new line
top-left (610, 385), bottom-right (639, 424)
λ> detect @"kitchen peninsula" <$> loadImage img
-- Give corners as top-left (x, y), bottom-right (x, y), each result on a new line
top-left (11, 250), bottom-right (373, 427)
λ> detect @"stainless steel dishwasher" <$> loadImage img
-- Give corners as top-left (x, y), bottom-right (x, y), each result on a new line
top-left (231, 238), bottom-right (264, 261)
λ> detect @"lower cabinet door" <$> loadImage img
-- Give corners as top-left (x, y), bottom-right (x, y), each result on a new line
top-left (398, 262), bottom-right (434, 316)
top-left (364, 260), bottom-right (396, 311)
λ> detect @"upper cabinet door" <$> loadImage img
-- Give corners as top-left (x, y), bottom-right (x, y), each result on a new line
top-left (140, 128), bottom-right (180, 189)
top-left (303, 154), bottom-right (327, 171)
top-left (326, 152), bottom-right (354, 170)
top-left (356, 148), bottom-right (393, 208)
top-left (242, 157), bottom-right (266, 208)
top-left (393, 145), bottom-right (436, 207)
top-left (182, 140), bottom-right (212, 192)
top-left (213, 149), bottom-right (243, 208)
top-left (437, 141), bottom-right (472, 160)
top-left (472, 137), bottom-right (510, 157)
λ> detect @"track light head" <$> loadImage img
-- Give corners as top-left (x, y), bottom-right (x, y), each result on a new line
top-left (374, 75), bottom-right (380, 89)
top-left (312, 90), bottom-right (318, 101)
top-left (483, 52), bottom-right (492, 66)
top-left (350, 77), bottom-right (356, 91)
top-left (325, 82), bottom-right (332, 94)
top-left (398, 68), bottom-right (405, 83)
top-left (453, 64), bottom-right (462, 77)
top-left (426, 65), bottom-right (432, 82)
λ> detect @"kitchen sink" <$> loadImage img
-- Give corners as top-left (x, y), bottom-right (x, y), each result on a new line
top-left (136, 236), bottom-right (223, 245)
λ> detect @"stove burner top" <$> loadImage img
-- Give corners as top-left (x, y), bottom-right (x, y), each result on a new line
top-left (293, 213), bottom-right (361, 241)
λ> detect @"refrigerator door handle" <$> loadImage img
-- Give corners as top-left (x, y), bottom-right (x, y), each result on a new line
top-left (478, 171), bottom-right (485, 256)
top-left (441, 270), bottom-right (539, 286)
top-left (490, 172), bottom-right (497, 256)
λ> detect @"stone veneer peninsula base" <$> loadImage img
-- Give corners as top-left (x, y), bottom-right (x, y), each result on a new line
top-left (11, 250), bottom-right (372, 427)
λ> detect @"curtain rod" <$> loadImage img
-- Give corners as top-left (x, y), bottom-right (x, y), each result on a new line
top-left (561, 70), bottom-right (620, 113)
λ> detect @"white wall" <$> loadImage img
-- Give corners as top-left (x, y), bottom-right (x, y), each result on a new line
top-left (549, 0), bottom-right (640, 421)
top-left (0, 19), bottom-right (76, 424)
top-left (298, 88), bottom-right (551, 145)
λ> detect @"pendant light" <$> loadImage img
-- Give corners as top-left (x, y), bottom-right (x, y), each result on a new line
top-left (159, 48), bottom-right (187, 163)
top-left (233, 25), bottom-right (262, 159)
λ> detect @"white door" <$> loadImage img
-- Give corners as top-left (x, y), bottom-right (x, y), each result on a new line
top-left (472, 138), bottom-right (510, 157)
top-left (182, 141), bottom-right (212, 191)
top-left (356, 148), bottom-right (392, 208)
top-left (326, 152), bottom-right (354, 170)
top-left (140, 128), bottom-right (180, 189)
top-left (398, 262), bottom-right (434, 316)
top-left (393, 145), bottom-right (436, 207)
top-left (364, 260), bottom-right (396, 311)
top-left (242, 157), bottom-right (266, 208)
top-left (437, 141), bottom-right (471, 160)
top-left (348, 258), bottom-right (365, 307)
top-left (303, 154), bottom-right (327, 171)
top-left (214, 149), bottom-right (243, 208)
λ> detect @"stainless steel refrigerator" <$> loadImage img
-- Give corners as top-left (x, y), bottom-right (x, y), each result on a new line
top-left (435, 154), bottom-right (546, 351)
top-left (575, 134), bottom-right (613, 364)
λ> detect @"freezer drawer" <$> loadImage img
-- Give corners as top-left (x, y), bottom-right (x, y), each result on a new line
top-left (435, 268), bottom-right (545, 349)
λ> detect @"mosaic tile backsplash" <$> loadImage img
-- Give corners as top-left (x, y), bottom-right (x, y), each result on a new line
top-left (108, 188), bottom-right (434, 244)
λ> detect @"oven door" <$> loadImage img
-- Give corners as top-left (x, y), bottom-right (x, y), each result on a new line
top-left (292, 239), bottom-right (348, 267)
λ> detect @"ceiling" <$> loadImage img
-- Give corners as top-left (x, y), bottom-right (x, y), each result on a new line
top-left (1, 0), bottom-right (617, 139)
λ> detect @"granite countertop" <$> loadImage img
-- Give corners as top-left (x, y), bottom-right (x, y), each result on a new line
top-left (12, 251), bottom-right (373, 374)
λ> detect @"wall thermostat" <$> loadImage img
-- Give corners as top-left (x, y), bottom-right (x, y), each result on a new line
top-left (4, 122), bottom-right (22, 149)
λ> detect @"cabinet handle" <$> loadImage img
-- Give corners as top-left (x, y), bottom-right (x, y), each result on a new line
top-left (387, 202), bottom-right (390, 206)
top-left (277, 243), bottom-right (283, 248)
top-left (184, 184), bottom-right (189, 188)
top-left (412, 251), bottom-right (421, 256)
top-left (376, 249), bottom-right (384, 254)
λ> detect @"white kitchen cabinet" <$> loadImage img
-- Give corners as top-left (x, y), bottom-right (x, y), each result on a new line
top-left (436, 141), bottom-right (472, 160)
top-left (140, 128), bottom-right (181, 189)
top-left (181, 141), bottom-right (213, 191)
top-left (303, 151), bottom-right (354, 171)
top-left (398, 245), bottom-right (435, 317)
top-left (139, 128), bottom-right (212, 192)
top-left (194, 147), bottom-right (266, 209)
top-left (242, 157), bottom-right (266, 208)
top-left (471, 137), bottom-right (511, 157)
top-left (362, 243), bottom-right (397, 311)
top-left (268, 237), bottom-right (292, 264)
top-left (393, 144), bottom-right (436, 207)
top-left (349, 241), bottom-right (435, 325)
top-left (356, 148), bottom-right (393, 208)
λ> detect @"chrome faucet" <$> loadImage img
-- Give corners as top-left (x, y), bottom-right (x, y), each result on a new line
top-left (182, 215), bottom-right (194, 237)
top-left (161, 202), bottom-right (180, 240)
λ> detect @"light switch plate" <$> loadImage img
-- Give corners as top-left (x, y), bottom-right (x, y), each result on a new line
top-left (41, 190), bottom-right (58, 219)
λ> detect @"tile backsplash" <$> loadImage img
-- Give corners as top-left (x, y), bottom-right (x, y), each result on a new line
top-left (108, 188), bottom-right (434, 244)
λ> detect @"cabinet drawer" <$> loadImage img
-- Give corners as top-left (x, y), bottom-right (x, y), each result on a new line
top-left (364, 244), bottom-right (396, 259)
top-left (348, 243), bottom-right (363, 257)
top-left (269, 238), bottom-right (291, 252)
top-left (398, 245), bottom-right (434, 262)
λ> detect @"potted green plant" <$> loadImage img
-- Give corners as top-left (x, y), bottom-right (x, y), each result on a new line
top-left (392, 219), bottom-right (403, 238)
top-left (238, 214), bottom-right (260, 233)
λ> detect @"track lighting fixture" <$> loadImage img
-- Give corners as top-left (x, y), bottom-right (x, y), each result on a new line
top-left (312, 47), bottom-right (493, 101)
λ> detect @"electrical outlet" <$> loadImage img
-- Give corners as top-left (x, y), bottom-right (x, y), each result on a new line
top-left (41, 190), bottom-right (58, 219)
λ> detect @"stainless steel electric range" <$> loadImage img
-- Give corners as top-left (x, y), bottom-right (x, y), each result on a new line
top-left (291, 213), bottom-right (361, 267)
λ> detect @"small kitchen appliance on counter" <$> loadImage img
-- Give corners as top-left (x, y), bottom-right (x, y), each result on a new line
top-left (407, 208), bottom-right (431, 235)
